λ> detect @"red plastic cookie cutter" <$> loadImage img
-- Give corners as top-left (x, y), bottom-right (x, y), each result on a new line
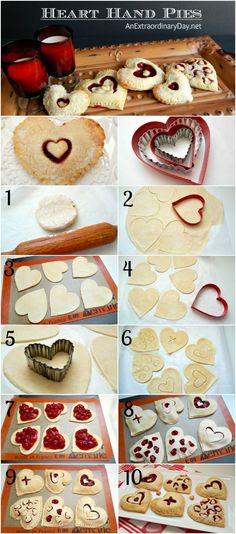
top-left (191, 284), bottom-right (228, 318)
top-left (172, 194), bottom-right (205, 226)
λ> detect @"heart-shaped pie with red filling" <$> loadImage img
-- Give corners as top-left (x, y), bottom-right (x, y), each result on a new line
top-left (198, 419), bottom-right (232, 452)
top-left (73, 469), bottom-right (102, 494)
top-left (188, 395), bottom-right (218, 418)
top-left (151, 492), bottom-right (185, 517)
top-left (10, 496), bottom-right (43, 530)
top-left (42, 496), bottom-right (74, 527)
top-left (70, 402), bottom-right (95, 423)
top-left (72, 427), bottom-right (103, 453)
top-left (134, 469), bottom-right (163, 494)
top-left (40, 426), bottom-right (69, 452)
top-left (188, 498), bottom-right (225, 527)
top-left (166, 58), bottom-right (218, 92)
top-left (117, 57), bottom-right (164, 90)
top-left (11, 426), bottom-right (40, 455)
top-left (196, 477), bottom-right (227, 500)
top-left (75, 496), bottom-right (108, 527)
top-left (43, 84), bottom-right (90, 115)
top-left (163, 474), bottom-right (192, 494)
top-left (154, 397), bottom-right (184, 424)
top-left (79, 69), bottom-right (127, 110)
top-left (44, 402), bottom-right (67, 422)
top-left (153, 71), bottom-right (193, 105)
top-left (17, 402), bottom-right (41, 424)
top-left (45, 470), bottom-right (72, 494)
top-left (130, 432), bottom-right (164, 463)
top-left (120, 489), bottom-right (152, 513)
top-left (165, 426), bottom-right (197, 461)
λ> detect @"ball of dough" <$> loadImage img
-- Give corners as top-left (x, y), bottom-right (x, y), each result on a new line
top-left (36, 195), bottom-right (77, 231)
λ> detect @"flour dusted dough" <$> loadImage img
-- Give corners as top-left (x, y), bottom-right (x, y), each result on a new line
top-left (50, 285), bottom-right (80, 316)
top-left (1, 325), bottom-right (59, 343)
top-left (15, 266), bottom-right (42, 291)
top-left (160, 328), bottom-right (189, 354)
top-left (90, 335), bottom-right (117, 391)
top-left (155, 290), bottom-right (187, 320)
top-left (81, 279), bottom-right (113, 308)
top-left (86, 325), bottom-right (117, 337)
top-left (128, 287), bottom-right (159, 318)
top-left (130, 327), bottom-right (159, 352)
top-left (72, 257), bottom-right (98, 278)
top-left (173, 256), bottom-right (197, 269)
top-left (184, 363), bottom-right (218, 394)
top-left (15, 289), bottom-right (47, 323)
top-left (128, 262), bottom-right (157, 285)
top-left (147, 256), bottom-right (171, 272)
top-left (42, 261), bottom-right (68, 282)
top-left (170, 269), bottom-right (197, 294)
top-left (36, 194), bottom-right (77, 230)
top-left (148, 368), bottom-right (182, 394)
top-left (185, 338), bottom-right (216, 365)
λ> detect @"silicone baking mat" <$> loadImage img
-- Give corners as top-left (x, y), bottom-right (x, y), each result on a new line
top-left (1, 255), bottom-right (117, 324)
top-left (1, 464), bottom-right (117, 533)
top-left (119, 395), bottom-right (235, 463)
top-left (1, 396), bottom-right (114, 462)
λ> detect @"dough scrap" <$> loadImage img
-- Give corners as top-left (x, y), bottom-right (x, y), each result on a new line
top-left (81, 279), bottom-right (113, 308)
top-left (72, 257), bottom-right (98, 278)
top-left (15, 289), bottom-right (47, 323)
top-left (86, 325), bottom-right (117, 337)
top-left (1, 325), bottom-right (59, 343)
top-left (170, 269), bottom-right (197, 294)
top-left (155, 290), bottom-right (187, 320)
top-left (128, 261), bottom-right (157, 285)
top-left (128, 287), bottom-right (159, 318)
top-left (15, 266), bottom-right (42, 292)
top-left (90, 335), bottom-right (117, 391)
top-left (184, 363), bottom-right (218, 394)
top-left (173, 256), bottom-right (197, 269)
top-left (160, 327), bottom-right (189, 354)
top-left (148, 368), bottom-right (182, 394)
top-left (132, 353), bottom-right (164, 383)
top-left (42, 261), bottom-right (68, 282)
top-left (185, 338), bottom-right (216, 365)
top-left (36, 194), bottom-right (77, 231)
top-left (130, 327), bottom-right (159, 352)
top-left (147, 256), bottom-right (171, 272)
top-left (50, 284), bottom-right (80, 316)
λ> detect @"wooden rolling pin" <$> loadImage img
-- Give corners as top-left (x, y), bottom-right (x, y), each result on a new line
top-left (2, 223), bottom-right (117, 256)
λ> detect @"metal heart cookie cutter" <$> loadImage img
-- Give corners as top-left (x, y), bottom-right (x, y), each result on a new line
top-left (191, 284), bottom-right (228, 318)
top-left (25, 338), bottom-right (74, 382)
top-left (132, 116), bottom-right (210, 185)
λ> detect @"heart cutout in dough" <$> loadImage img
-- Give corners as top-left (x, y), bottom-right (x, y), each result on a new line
top-left (75, 496), bottom-right (108, 527)
top-left (188, 395), bottom-right (218, 418)
top-left (43, 138), bottom-right (72, 163)
top-left (166, 426), bottom-right (197, 460)
top-left (131, 327), bottom-right (159, 352)
top-left (42, 495), bottom-right (74, 527)
top-left (186, 338), bottom-right (216, 365)
top-left (160, 327), bottom-right (189, 354)
top-left (198, 419), bottom-right (232, 452)
top-left (73, 469), bottom-right (102, 494)
top-left (50, 285), bottom-right (80, 316)
top-left (172, 194), bottom-right (205, 225)
top-left (81, 279), bottom-right (113, 309)
top-left (158, 221), bottom-right (194, 254)
top-left (130, 431), bottom-right (164, 463)
top-left (10, 496), bottom-right (43, 530)
top-left (128, 262), bottom-right (157, 285)
top-left (148, 368), bottom-right (182, 394)
top-left (15, 288), bottom-right (47, 323)
top-left (195, 476), bottom-right (227, 500)
top-left (155, 397), bottom-right (184, 424)
top-left (79, 68), bottom-right (127, 110)
top-left (43, 84), bottom-right (90, 116)
top-left (45, 470), bottom-right (72, 494)
top-left (42, 261), bottom-right (68, 282)
top-left (72, 257), bottom-right (98, 278)
top-left (132, 190), bottom-right (160, 217)
top-left (170, 268), bottom-right (197, 294)
top-left (184, 363), bottom-right (218, 394)
top-left (124, 404), bottom-right (157, 436)
top-left (128, 287), bottom-right (159, 318)
top-left (15, 266), bottom-right (42, 292)
top-left (155, 290), bottom-right (187, 320)
top-left (132, 353), bottom-right (164, 383)
top-left (188, 498), bottom-right (225, 528)
top-left (129, 218), bottom-right (163, 252)
top-left (90, 335), bottom-right (117, 391)
top-left (163, 474), bottom-right (192, 494)
top-left (120, 489), bottom-right (152, 513)
top-left (191, 283), bottom-right (228, 318)
top-left (16, 468), bottom-right (44, 496)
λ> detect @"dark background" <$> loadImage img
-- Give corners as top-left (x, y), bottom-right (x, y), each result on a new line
top-left (1, 1), bottom-right (235, 52)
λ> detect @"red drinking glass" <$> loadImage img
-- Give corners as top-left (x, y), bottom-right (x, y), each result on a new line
top-left (1, 40), bottom-right (48, 98)
top-left (34, 25), bottom-right (75, 78)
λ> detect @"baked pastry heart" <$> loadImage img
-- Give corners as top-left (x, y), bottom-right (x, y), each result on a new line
top-left (16, 469), bottom-right (44, 496)
top-left (196, 477), bottom-right (227, 500)
top-left (10, 496), bottom-right (43, 530)
top-left (130, 327), bottom-right (159, 352)
top-left (17, 402), bottom-right (41, 424)
top-left (132, 353), bottom-right (164, 383)
top-left (43, 84), bottom-right (90, 115)
top-left (70, 402), bottom-right (95, 423)
top-left (72, 427), bottom-right (103, 453)
top-left (163, 474), bottom-right (192, 494)
top-left (79, 68), bottom-right (127, 110)
top-left (128, 262), bottom-right (157, 285)
top-left (117, 57), bottom-right (164, 90)
top-left (154, 397), bottom-right (184, 424)
top-left (130, 432), bottom-right (164, 463)
top-left (151, 492), bottom-right (185, 517)
top-left (185, 338), bottom-right (216, 365)
top-left (124, 404), bottom-right (157, 436)
top-left (11, 425), bottom-right (40, 455)
top-left (40, 425), bottom-right (69, 452)
top-left (188, 498), bottom-right (225, 527)
top-left (153, 71), bottom-right (193, 105)
top-left (198, 419), bottom-right (232, 452)
top-left (45, 470), bottom-right (72, 494)
top-left (165, 426), bottom-right (197, 460)
top-left (44, 402), bottom-right (67, 422)
top-left (134, 469), bottom-right (163, 493)
top-left (42, 496), bottom-right (74, 527)
top-left (166, 58), bottom-right (218, 92)
top-left (160, 327), bottom-right (189, 354)
top-left (72, 257), bottom-right (98, 278)
top-left (73, 469), bottom-right (102, 494)
top-left (187, 395), bottom-right (218, 418)
top-left (75, 496), bottom-right (108, 527)
top-left (15, 266), bottom-right (42, 291)
top-left (184, 363), bottom-right (218, 394)
top-left (13, 117), bottom-right (105, 185)
top-left (120, 489), bottom-right (151, 513)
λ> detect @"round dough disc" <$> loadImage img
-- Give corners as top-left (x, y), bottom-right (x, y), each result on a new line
top-left (36, 194), bottom-right (77, 231)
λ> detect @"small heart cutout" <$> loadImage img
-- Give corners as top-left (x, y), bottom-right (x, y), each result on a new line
top-left (73, 469), bottom-right (102, 494)
top-left (198, 419), bottom-right (232, 452)
top-left (42, 138), bottom-right (72, 163)
top-left (148, 368), bottom-right (182, 394)
top-left (15, 266), bottom-right (42, 292)
top-left (155, 397), bottom-right (184, 424)
top-left (43, 85), bottom-right (90, 116)
top-left (75, 496), bottom-right (108, 527)
top-left (184, 363), bottom-right (218, 394)
top-left (188, 396), bottom-right (217, 419)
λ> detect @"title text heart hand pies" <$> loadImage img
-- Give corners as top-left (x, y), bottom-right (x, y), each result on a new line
top-left (72, 427), bottom-right (103, 453)
top-left (185, 338), bottom-right (216, 365)
top-left (117, 57), bottom-right (164, 90)
top-left (160, 327), bottom-right (189, 354)
top-left (17, 402), bottom-right (41, 424)
top-left (70, 402), bottom-right (96, 423)
top-left (128, 262), bottom-right (157, 285)
top-left (131, 327), bottom-right (159, 352)
top-left (187, 498), bottom-right (225, 528)
top-left (155, 397), bottom-right (184, 424)
top-left (187, 395), bottom-right (218, 418)
top-left (44, 402), bottom-right (67, 422)
top-left (45, 470), bottom-right (72, 494)
top-left (196, 477), bottom-right (227, 500)
top-left (73, 469), bottom-right (102, 494)
top-left (184, 363), bottom-right (218, 394)
top-left (124, 404), bottom-right (157, 436)
top-left (198, 419), bottom-right (232, 452)
top-left (75, 496), bottom-right (108, 527)
top-left (163, 474), bottom-right (192, 494)
top-left (79, 68), bottom-right (127, 109)
top-left (11, 425), bottom-right (40, 455)
top-left (10, 496), bottom-right (43, 530)
top-left (166, 427), bottom-right (197, 460)
top-left (15, 288), bottom-right (47, 323)
top-left (13, 117), bottom-right (105, 185)
top-left (43, 84), bottom-right (90, 115)
top-left (134, 469), bottom-right (163, 494)
top-left (151, 492), bottom-right (185, 517)
top-left (42, 496), bottom-right (74, 527)
top-left (16, 469), bottom-right (44, 496)
top-left (120, 489), bottom-right (152, 513)
top-left (153, 71), bottom-right (193, 105)
top-left (15, 265), bottom-right (42, 291)
top-left (40, 426), bottom-right (69, 452)
top-left (130, 432), bottom-right (164, 463)
top-left (148, 368), bottom-right (182, 394)
top-left (132, 353), bottom-right (164, 383)
top-left (166, 58), bottom-right (218, 92)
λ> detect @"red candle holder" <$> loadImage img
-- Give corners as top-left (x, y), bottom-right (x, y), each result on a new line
top-left (1, 39), bottom-right (48, 111)
top-left (34, 25), bottom-right (76, 90)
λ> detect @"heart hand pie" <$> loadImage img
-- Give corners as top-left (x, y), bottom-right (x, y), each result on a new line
top-left (160, 327), bottom-right (189, 354)
top-left (134, 469), bottom-right (163, 493)
top-left (153, 71), bottom-right (193, 105)
top-left (170, 269), bottom-right (197, 294)
top-left (132, 353), bottom-right (164, 383)
top-left (128, 262), bottom-right (157, 285)
top-left (155, 290), bottom-right (187, 320)
top-left (185, 338), bottom-right (216, 365)
top-left (15, 266), bottom-right (42, 292)
top-left (184, 364), bottom-right (218, 394)
top-left (128, 287), bottom-right (159, 318)
top-left (196, 477), bottom-right (227, 500)
top-left (42, 496), bottom-right (74, 527)
top-left (73, 469), bottom-right (102, 494)
top-left (188, 395), bottom-right (218, 418)
top-left (41, 426), bottom-right (69, 452)
top-left (163, 474), bottom-right (192, 494)
top-left (10, 496), bottom-right (43, 530)
top-left (44, 402), bottom-right (67, 422)
top-left (72, 257), bottom-right (98, 278)
top-left (130, 432), bottom-right (164, 463)
top-left (148, 368), bottom-right (182, 394)
top-left (124, 404), bottom-right (157, 436)
top-left (81, 279), bottom-right (113, 308)
top-left (15, 288), bottom-right (47, 323)
top-left (70, 402), bottom-right (95, 423)
top-left (166, 426), bottom-right (197, 460)
top-left (43, 84), bottom-right (90, 115)
top-left (50, 285), bottom-right (80, 316)
top-left (16, 469), bottom-right (44, 496)
top-left (117, 57), bottom-right (164, 90)
top-left (79, 68), bottom-right (127, 110)
top-left (90, 335), bottom-right (117, 391)
top-left (188, 498), bottom-right (225, 527)
top-left (75, 496), bottom-right (108, 527)
top-left (13, 117), bottom-right (105, 184)
top-left (131, 327), bottom-right (159, 352)
top-left (45, 470), bottom-right (72, 494)
top-left (167, 58), bottom-right (218, 92)
top-left (155, 397), bottom-right (184, 424)
top-left (11, 425), bottom-right (40, 455)
top-left (42, 261), bottom-right (68, 283)
top-left (17, 402), bottom-right (41, 424)
top-left (120, 489), bottom-right (151, 513)
top-left (72, 427), bottom-right (103, 453)
top-left (151, 492), bottom-right (185, 517)
top-left (198, 419), bottom-right (232, 452)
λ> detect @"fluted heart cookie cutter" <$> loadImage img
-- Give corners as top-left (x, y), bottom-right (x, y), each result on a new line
top-left (172, 194), bottom-right (205, 225)
top-left (150, 124), bottom-right (196, 170)
top-left (25, 339), bottom-right (74, 382)
top-left (132, 116), bottom-right (210, 185)
top-left (191, 284), bottom-right (228, 318)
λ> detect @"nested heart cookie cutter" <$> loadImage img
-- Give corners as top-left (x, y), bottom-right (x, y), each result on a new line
top-left (25, 339), bottom-right (74, 382)
top-left (172, 194), bottom-right (205, 225)
top-left (132, 116), bottom-right (210, 184)
top-left (151, 125), bottom-right (195, 170)
top-left (191, 284), bottom-right (228, 318)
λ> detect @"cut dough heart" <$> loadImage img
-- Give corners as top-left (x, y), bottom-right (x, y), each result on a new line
top-left (72, 257), bottom-right (98, 278)
top-left (128, 262), bottom-right (157, 285)
top-left (188, 498), bottom-right (225, 528)
top-left (155, 397), bottom-right (184, 424)
top-left (129, 218), bottom-right (163, 252)
top-left (155, 290), bottom-right (187, 320)
top-left (124, 404), bottom-right (157, 436)
top-left (185, 338), bottom-right (216, 365)
top-left (166, 426), bottom-right (197, 460)
top-left (195, 477), bottom-right (227, 500)
top-left (75, 496), bottom-right (108, 527)
top-left (148, 368), bottom-right (182, 394)
top-left (43, 84), bottom-right (90, 115)
top-left (158, 221), bottom-right (194, 254)
top-left (40, 425), bottom-right (69, 452)
top-left (128, 287), bottom-right (159, 318)
top-left (10, 496), bottom-right (43, 530)
top-left (15, 266), bottom-right (42, 292)
top-left (187, 395), bottom-right (218, 418)
top-left (160, 327), bottom-right (189, 354)
top-left (132, 353), bottom-right (164, 383)
top-left (70, 401), bottom-right (95, 423)
top-left (198, 419), bottom-right (232, 452)
top-left (173, 256), bottom-right (197, 269)
top-left (170, 269), bottom-right (197, 294)
top-left (132, 189), bottom-right (160, 217)
top-left (15, 288), bottom-right (47, 323)
top-left (73, 469), bottom-right (102, 494)
top-left (42, 261), bottom-right (68, 282)
top-left (151, 492), bottom-right (185, 517)
top-left (11, 425), bottom-right (40, 455)
top-left (17, 402), bottom-right (41, 424)
top-left (131, 327), bottom-right (159, 352)
top-left (134, 469), bottom-right (163, 493)
top-left (72, 427), bottom-right (103, 453)
top-left (45, 470), bottom-right (72, 494)
top-left (42, 496), bottom-right (74, 527)
top-left (120, 489), bottom-right (152, 513)
top-left (130, 432), bottom-right (164, 463)
top-left (81, 279), bottom-right (113, 308)
top-left (184, 364), bottom-right (218, 394)
top-left (163, 474), bottom-right (192, 494)
top-left (16, 469), bottom-right (44, 496)
top-left (147, 256), bottom-right (171, 272)
top-left (36, 194), bottom-right (77, 230)
top-left (90, 335), bottom-right (117, 391)
top-left (50, 285), bottom-right (80, 316)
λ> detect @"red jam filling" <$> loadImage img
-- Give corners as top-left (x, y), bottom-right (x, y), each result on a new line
top-left (43, 427), bottom-right (66, 450)
top-left (19, 403), bottom-right (39, 422)
top-left (45, 402), bottom-right (65, 420)
top-left (168, 82), bottom-right (179, 90)
top-left (73, 404), bottom-right (92, 421)
top-left (142, 474), bottom-right (157, 483)
top-left (81, 474), bottom-right (95, 487)
top-left (88, 75), bottom-right (118, 93)
top-left (57, 98), bottom-right (69, 108)
top-left (42, 138), bottom-right (72, 163)
top-left (15, 427), bottom-right (38, 450)
top-left (134, 62), bottom-right (156, 78)
top-left (194, 396), bottom-right (210, 409)
top-left (75, 428), bottom-right (98, 450)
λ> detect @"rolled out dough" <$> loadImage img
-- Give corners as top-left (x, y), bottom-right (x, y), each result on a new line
top-left (36, 194), bottom-right (77, 231)
top-left (1, 325), bottom-right (59, 343)
top-left (90, 335), bottom-right (117, 392)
